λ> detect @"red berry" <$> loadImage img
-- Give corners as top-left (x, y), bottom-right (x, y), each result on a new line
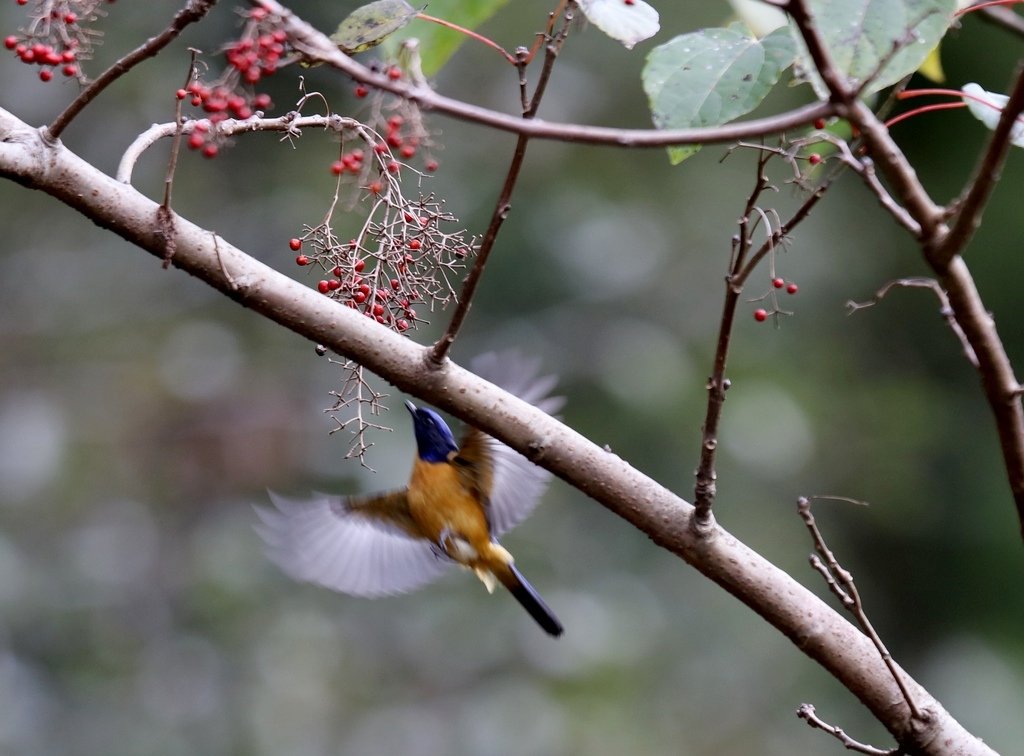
top-left (808, 153), bottom-right (822, 165)
top-left (372, 303), bottom-right (385, 316)
top-left (61, 64), bottom-right (76, 77)
top-left (786, 283), bottom-right (799, 295)
top-left (327, 279), bottom-right (341, 291)
top-left (353, 291), bottom-right (367, 304)
top-left (386, 161), bottom-right (400, 174)
top-left (4, 36), bottom-right (17, 50)
top-left (390, 278), bottom-right (400, 290)
top-left (772, 277), bottom-right (784, 289)
top-left (407, 239), bottom-right (421, 250)
top-left (295, 254), bottom-right (310, 266)
top-left (399, 145), bottom-right (416, 159)
top-left (813, 118), bottom-right (826, 130)
top-left (354, 84), bottom-right (368, 98)
top-left (289, 238), bottom-right (302, 251)
top-left (425, 159), bottom-right (439, 172)
top-left (330, 160), bottom-right (345, 175)
top-left (202, 143), bottom-right (219, 158)
top-left (332, 265), bottom-right (343, 277)
top-left (397, 319), bottom-right (410, 331)
top-left (387, 66), bottom-right (402, 81)
top-left (176, 88), bottom-right (188, 100)
top-left (187, 132), bottom-right (205, 150)
top-left (754, 308), bottom-right (768, 322)
top-left (38, 69), bottom-right (52, 82)
top-left (368, 180), bottom-right (383, 194)
top-left (64, 12), bottom-right (77, 24)
top-left (317, 280), bottom-right (330, 294)
top-left (354, 259), bottom-right (365, 273)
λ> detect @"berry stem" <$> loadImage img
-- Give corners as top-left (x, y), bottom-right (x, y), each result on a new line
top-left (415, 12), bottom-right (516, 64)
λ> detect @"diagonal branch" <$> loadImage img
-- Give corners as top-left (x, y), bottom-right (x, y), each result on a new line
top-left (251, 0), bottom-right (834, 148)
top-left (0, 106), bottom-right (995, 755)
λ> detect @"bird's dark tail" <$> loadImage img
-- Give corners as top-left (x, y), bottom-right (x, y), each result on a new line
top-left (501, 563), bottom-right (563, 637)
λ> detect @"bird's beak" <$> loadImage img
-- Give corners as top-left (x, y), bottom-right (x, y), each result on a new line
top-left (404, 400), bottom-right (417, 416)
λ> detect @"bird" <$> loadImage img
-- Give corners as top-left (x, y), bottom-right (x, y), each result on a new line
top-left (255, 352), bottom-right (564, 637)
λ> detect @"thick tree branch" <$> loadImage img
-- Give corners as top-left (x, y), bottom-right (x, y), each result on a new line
top-left (0, 107), bottom-right (994, 756)
top-left (785, 0), bottom-right (1024, 539)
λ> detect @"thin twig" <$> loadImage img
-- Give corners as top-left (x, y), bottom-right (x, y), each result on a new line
top-left (692, 155), bottom-right (834, 528)
top-left (846, 277), bottom-right (979, 367)
top-left (933, 64), bottom-right (1024, 268)
top-left (428, 5), bottom-right (574, 364)
top-left (47, 0), bottom-right (217, 141)
top-left (797, 497), bottom-right (923, 721)
top-left (797, 704), bottom-right (901, 756)
top-left (117, 113), bottom-right (360, 184)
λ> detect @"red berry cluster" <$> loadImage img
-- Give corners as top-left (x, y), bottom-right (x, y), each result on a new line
top-left (288, 198), bottom-right (476, 335)
top-left (331, 147), bottom-right (365, 177)
top-left (291, 237), bottom-right (421, 332)
top-left (348, 65), bottom-right (440, 174)
top-left (224, 10), bottom-right (287, 85)
top-left (182, 7), bottom-right (287, 157)
top-left (4, 0), bottom-right (115, 83)
top-left (753, 277), bottom-right (800, 322)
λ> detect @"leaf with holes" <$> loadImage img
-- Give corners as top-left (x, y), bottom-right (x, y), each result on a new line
top-left (643, 26), bottom-right (795, 164)
top-left (578, 0), bottom-right (660, 50)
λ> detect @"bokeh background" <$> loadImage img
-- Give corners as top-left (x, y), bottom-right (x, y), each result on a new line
top-left (1, 2), bottom-right (1022, 754)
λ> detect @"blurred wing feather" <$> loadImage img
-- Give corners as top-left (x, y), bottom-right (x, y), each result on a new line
top-left (458, 351), bottom-right (564, 537)
top-left (255, 491), bottom-right (452, 597)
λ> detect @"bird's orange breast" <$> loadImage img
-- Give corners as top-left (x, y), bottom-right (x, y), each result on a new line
top-left (407, 458), bottom-right (492, 560)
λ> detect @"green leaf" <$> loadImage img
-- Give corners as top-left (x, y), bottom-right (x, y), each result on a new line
top-left (791, 0), bottom-right (956, 98)
top-left (962, 83), bottom-right (1024, 148)
top-left (383, 0), bottom-right (509, 77)
top-left (331, 0), bottom-right (418, 54)
top-left (577, 0), bottom-right (660, 50)
top-left (643, 27), bottom-right (796, 164)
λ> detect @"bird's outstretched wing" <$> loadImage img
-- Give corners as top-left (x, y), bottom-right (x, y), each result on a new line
top-left (457, 351), bottom-right (565, 538)
top-left (255, 491), bottom-right (453, 597)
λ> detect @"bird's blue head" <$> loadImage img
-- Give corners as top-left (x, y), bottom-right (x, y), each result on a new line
top-left (405, 400), bottom-right (459, 462)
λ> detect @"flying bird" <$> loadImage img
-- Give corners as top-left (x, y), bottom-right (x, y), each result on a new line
top-left (256, 353), bottom-right (564, 637)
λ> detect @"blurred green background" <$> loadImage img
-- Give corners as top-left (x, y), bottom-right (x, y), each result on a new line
top-left (1, 2), bottom-right (1022, 754)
